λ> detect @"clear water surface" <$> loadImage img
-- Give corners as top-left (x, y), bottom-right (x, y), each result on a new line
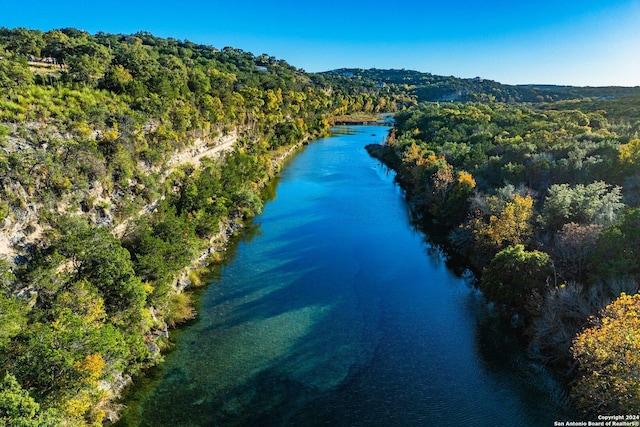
top-left (120, 126), bottom-right (575, 426)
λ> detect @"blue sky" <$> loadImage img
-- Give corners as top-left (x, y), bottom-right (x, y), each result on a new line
top-left (3, 0), bottom-right (639, 86)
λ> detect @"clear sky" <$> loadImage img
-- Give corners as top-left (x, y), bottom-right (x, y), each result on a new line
top-left (3, 0), bottom-right (640, 86)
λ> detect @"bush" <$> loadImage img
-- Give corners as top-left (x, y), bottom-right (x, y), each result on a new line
top-left (165, 293), bottom-right (196, 327)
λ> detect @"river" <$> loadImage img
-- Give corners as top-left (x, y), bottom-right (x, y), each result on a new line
top-left (118, 125), bottom-right (575, 426)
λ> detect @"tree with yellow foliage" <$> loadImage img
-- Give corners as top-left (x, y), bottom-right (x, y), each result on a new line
top-left (571, 292), bottom-right (640, 414)
top-left (433, 169), bottom-right (477, 226)
top-left (476, 194), bottom-right (534, 249)
top-left (619, 138), bottom-right (640, 166)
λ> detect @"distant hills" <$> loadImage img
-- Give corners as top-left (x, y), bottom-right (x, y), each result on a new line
top-left (321, 68), bottom-right (640, 103)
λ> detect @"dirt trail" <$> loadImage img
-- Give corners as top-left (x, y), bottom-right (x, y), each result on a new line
top-left (112, 132), bottom-right (237, 238)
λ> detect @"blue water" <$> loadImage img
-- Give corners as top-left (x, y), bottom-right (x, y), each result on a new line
top-left (123, 126), bottom-right (574, 426)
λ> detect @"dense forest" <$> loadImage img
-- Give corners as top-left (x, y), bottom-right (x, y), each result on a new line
top-left (368, 98), bottom-right (640, 414)
top-left (0, 27), bottom-right (401, 425)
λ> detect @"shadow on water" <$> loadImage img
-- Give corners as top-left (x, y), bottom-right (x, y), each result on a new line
top-left (470, 305), bottom-right (574, 423)
top-left (330, 126), bottom-right (358, 136)
top-left (199, 222), bottom-right (323, 314)
top-left (133, 285), bottom-right (381, 427)
top-left (118, 125), bottom-right (578, 426)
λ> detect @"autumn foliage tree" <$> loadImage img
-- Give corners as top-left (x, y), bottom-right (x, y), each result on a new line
top-left (571, 292), bottom-right (640, 414)
top-left (469, 193), bottom-right (535, 263)
top-left (618, 138), bottom-right (640, 172)
top-left (481, 194), bottom-right (534, 248)
top-left (435, 170), bottom-right (476, 226)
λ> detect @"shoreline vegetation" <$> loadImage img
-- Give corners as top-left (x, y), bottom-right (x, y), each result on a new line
top-left (331, 112), bottom-right (382, 125)
top-left (367, 100), bottom-right (640, 415)
top-left (1, 27), bottom-right (639, 425)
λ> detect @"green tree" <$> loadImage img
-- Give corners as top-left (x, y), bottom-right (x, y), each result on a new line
top-left (542, 182), bottom-right (624, 232)
top-left (590, 207), bottom-right (640, 280)
top-left (0, 27), bottom-right (44, 56)
top-left (0, 52), bottom-right (33, 90)
top-left (65, 42), bottom-right (112, 86)
top-left (54, 218), bottom-right (146, 323)
top-left (0, 293), bottom-right (27, 350)
top-left (41, 29), bottom-right (71, 64)
top-left (100, 64), bottom-right (133, 93)
top-left (480, 244), bottom-right (553, 308)
top-left (0, 374), bottom-right (62, 427)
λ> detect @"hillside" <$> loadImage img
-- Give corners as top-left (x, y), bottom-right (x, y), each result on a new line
top-left (322, 68), bottom-right (640, 103)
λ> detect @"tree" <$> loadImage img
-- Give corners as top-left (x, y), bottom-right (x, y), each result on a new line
top-left (273, 121), bottom-right (303, 147)
top-left (430, 162), bottom-right (455, 205)
top-left (571, 292), bottom-right (640, 414)
top-left (475, 194), bottom-right (534, 249)
top-left (530, 279), bottom-right (638, 364)
top-left (435, 170), bottom-right (476, 226)
top-left (553, 222), bottom-right (603, 282)
top-left (618, 138), bottom-right (640, 167)
top-left (54, 218), bottom-right (147, 323)
top-left (0, 293), bottom-right (27, 350)
top-left (187, 67), bottom-right (211, 94)
top-left (65, 42), bottom-right (112, 86)
top-left (0, 52), bottom-right (33, 90)
top-left (542, 182), bottom-right (624, 232)
top-left (100, 65), bottom-right (133, 93)
top-left (590, 207), bottom-right (640, 281)
top-left (41, 29), bottom-right (71, 64)
top-left (0, 262), bottom-right (26, 350)
top-left (480, 244), bottom-right (553, 308)
top-left (0, 27), bottom-right (44, 57)
top-left (110, 37), bottom-right (158, 84)
top-left (0, 373), bottom-right (61, 427)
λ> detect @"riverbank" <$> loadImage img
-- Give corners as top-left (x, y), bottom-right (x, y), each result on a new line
top-left (331, 112), bottom-right (384, 125)
top-left (365, 102), bottom-right (640, 417)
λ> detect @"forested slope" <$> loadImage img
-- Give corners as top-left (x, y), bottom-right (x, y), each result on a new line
top-left (0, 27), bottom-right (399, 425)
top-left (368, 98), bottom-right (640, 414)
top-left (324, 68), bottom-right (640, 103)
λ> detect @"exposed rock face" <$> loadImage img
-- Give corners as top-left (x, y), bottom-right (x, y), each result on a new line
top-left (0, 128), bottom-right (239, 264)
top-left (146, 341), bottom-right (161, 358)
top-left (99, 373), bottom-right (133, 425)
top-left (0, 203), bottom-right (42, 264)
